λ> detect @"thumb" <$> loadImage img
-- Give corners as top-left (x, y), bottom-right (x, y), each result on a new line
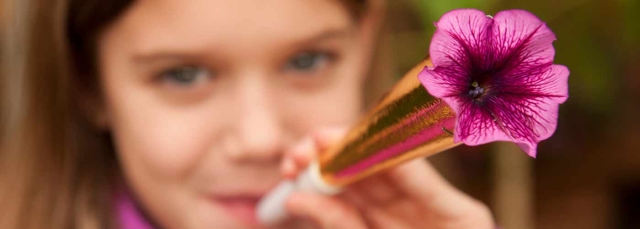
top-left (286, 192), bottom-right (367, 229)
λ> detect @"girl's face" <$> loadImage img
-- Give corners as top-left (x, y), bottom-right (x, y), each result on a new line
top-left (98, 0), bottom-right (372, 228)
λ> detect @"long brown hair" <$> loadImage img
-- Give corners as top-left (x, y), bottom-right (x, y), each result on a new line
top-left (1, 0), bottom-right (132, 228)
top-left (0, 0), bottom-right (416, 228)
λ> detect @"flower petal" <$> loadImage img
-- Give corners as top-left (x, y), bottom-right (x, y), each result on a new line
top-left (459, 65), bottom-right (569, 157)
top-left (418, 66), bottom-right (468, 100)
top-left (490, 10), bottom-right (557, 74)
top-left (516, 142), bottom-right (536, 158)
top-left (454, 94), bottom-right (555, 158)
top-left (423, 9), bottom-right (569, 157)
top-left (429, 9), bottom-right (493, 72)
top-left (540, 65), bottom-right (570, 104)
top-left (453, 99), bottom-right (514, 146)
top-left (418, 9), bottom-right (497, 109)
top-left (487, 94), bottom-right (560, 157)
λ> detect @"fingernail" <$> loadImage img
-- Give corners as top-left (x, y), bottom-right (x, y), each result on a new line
top-left (282, 158), bottom-right (295, 176)
top-left (297, 137), bottom-right (315, 156)
top-left (289, 137), bottom-right (309, 155)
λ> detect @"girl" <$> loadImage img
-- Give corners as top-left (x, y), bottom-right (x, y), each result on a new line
top-left (0, 0), bottom-right (495, 228)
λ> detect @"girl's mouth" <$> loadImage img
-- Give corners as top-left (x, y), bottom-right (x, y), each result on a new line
top-left (214, 195), bottom-right (263, 226)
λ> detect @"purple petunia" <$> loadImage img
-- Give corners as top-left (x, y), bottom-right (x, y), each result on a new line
top-left (418, 9), bottom-right (569, 157)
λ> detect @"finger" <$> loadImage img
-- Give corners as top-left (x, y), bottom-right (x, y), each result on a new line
top-left (339, 189), bottom-right (411, 229)
top-left (355, 205), bottom-right (412, 229)
top-left (290, 137), bottom-right (315, 170)
top-left (349, 175), bottom-right (401, 207)
top-left (340, 186), bottom-right (424, 229)
top-left (281, 137), bottom-right (315, 179)
top-left (281, 127), bottom-right (348, 179)
top-left (338, 189), bottom-right (368, 209)
top-left (280, 157), bottom-right (297, 179)
top-left (387, 159), bottom-right (487, 217)
top-left (386, 158), bottom-right (451, 201)
top-left (312, 127), bottom-right (348, 151)
top-left (286, 192), bottom-right (368, 229)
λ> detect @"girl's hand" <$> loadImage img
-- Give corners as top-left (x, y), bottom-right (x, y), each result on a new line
top-left (280, 127), bottom-right (496, 229)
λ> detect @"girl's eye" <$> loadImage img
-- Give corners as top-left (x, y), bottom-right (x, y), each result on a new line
top-left (285, 52), bottom-right (332, 72)
top-left (159, 66), bottom-right (212, 86)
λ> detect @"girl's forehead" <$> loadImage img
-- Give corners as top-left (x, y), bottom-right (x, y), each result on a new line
top-left (105, 0), bottom-right (355, 58)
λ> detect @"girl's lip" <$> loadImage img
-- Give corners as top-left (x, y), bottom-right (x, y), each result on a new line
top-left (214, 195), bottom-right (263, 226)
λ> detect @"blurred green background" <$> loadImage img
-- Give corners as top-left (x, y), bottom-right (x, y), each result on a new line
top-left (383, 0), bottom-right (640, 229)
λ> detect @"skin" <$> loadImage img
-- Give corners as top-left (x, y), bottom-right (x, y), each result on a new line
top-left (97, 0), bottom-right (495, 228)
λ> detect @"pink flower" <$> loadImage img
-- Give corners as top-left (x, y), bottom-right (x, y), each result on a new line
top-left (418, 9), bottom-right (569, 157)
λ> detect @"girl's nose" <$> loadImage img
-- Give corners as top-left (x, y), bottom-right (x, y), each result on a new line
top-left (229, 72), bottom-right (283, 163)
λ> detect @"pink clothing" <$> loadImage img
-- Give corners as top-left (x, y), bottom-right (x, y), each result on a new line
top-left (114, 190), bottom-right (154, 229)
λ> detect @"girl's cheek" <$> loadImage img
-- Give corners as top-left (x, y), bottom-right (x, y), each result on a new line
top-left (112, 99), bottom-right (225, 181)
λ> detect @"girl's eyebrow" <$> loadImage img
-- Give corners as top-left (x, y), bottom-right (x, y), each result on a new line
top-left (132, 51), bottom-right (204, 65)
top-left (294, 28), bottom-right (353, 46)
top-left (132, 28), bottom-right (353, 64)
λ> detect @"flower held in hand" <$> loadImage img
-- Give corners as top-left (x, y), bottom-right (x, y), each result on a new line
top-left (418, 9), bottom-right (569, 157)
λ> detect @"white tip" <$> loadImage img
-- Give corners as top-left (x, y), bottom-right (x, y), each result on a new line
top-left (256, 181), bottom-right (296, 225)
top-left (256, 161), bottom-right (342, 225)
